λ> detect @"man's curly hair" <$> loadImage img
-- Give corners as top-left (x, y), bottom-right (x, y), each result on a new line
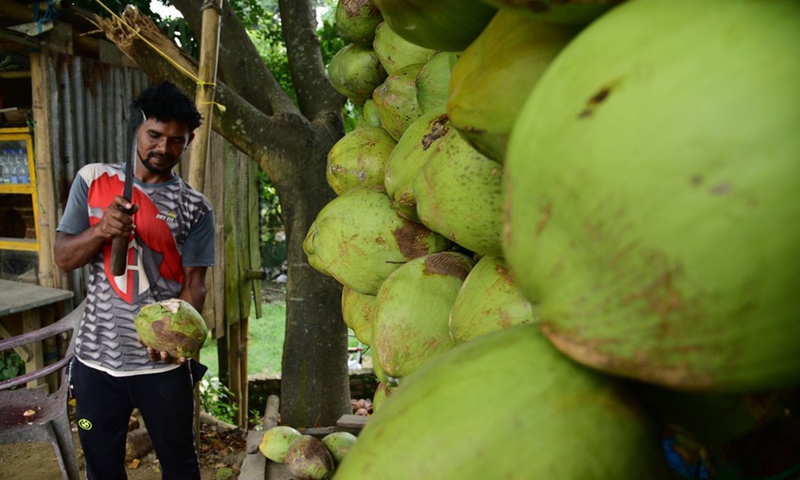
top-left (131, 81), bottom-right (202, 132)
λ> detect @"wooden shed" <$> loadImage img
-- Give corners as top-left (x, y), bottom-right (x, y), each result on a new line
top-left (1, 1), bottom-right (261, 426)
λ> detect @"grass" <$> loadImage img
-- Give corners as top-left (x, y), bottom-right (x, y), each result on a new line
top-left (200, 302), bottom-right (287, 378)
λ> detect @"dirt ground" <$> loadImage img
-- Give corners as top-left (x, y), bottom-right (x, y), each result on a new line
top-left (0, 407), bottom-right (247, 480)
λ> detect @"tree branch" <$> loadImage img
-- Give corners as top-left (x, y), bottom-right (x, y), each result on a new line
top-left (169, 0), bottom-right (299, 117)
top-left (95, 7), bottom-right (302, 182)
top-left (278, 0), bottom-right (346, 123)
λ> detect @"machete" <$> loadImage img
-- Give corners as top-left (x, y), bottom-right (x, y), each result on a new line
top-left (109, 108), bottom-right (145, 277)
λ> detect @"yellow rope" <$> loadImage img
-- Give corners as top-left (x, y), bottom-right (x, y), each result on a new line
top-left (93, 0), bottom-right (215, 88)
top-left (200, 101), bottom-right (226, 113)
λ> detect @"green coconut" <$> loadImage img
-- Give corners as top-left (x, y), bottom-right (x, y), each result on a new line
top-left (372, 63), bottom-right (426, 141)
top-left (372, 22), bottom-right (437, 76)
top-left (416, 51), bottom-right (458, 114)
top-left (504, 0), bottom-right (800, 392)
top-left (332, 324), bottom-right (670, 479)
top-left (133, 298), bottom-right (207, 358)
top-left (341, 286), bottom-right (376, 345)
top-left (335, 0), bottom-right (383, 47)
top-left (413, 127), bottom-right (504, 256)
top-left (449, 255), bottom-right (536, 344)
top-left (383, 109), bottom-right (449, 222)
top-left (327, 43), bottom-right (388, 105)
top-left (448, 9), bottom-right (577, 162)
top-left (372, 252), bottom-right (474, 383)
top-left (371, 382), bottom-right (392, 414)
top-left (258, 426), bottom-right (303, 463)
top-left (478, 0), bottom-right (624, 26)
top-left (354, 99), bottom-right (382, 129)
top-left (285, 435), bottom-right (335, 480)
top-left (371, 0), bottom-right (497, 52)
top-left (326, 126), bottom-right (397, 195)
top-left (321, 432), bottom-right (358, 466)
top-left (369, 345), bottom-right (391, 386)
top-left (303, 186), bottom-right (451, 295)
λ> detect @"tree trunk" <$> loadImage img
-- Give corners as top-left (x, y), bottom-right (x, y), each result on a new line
top-left (94, 3), bottom-right (351, 428)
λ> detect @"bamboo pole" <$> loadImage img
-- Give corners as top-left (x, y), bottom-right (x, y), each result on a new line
top-left (188, 0), bottom-right (223, 191)
top-left (31, 51), bottom-right (59, 289)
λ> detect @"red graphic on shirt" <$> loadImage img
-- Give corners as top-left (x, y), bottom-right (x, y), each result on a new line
top-left (87, 172), bottom-right (183, 303)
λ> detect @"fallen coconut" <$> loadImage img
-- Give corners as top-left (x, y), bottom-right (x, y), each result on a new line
top-left (321, 432), bottom-right (358, 466)
top-left (285, 435), bottom-right (335, 480)
top-left (258, 425), bottom-right (303, 463)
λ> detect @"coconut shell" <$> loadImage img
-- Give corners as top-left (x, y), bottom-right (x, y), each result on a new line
top-left (372, 252), bottom-right (474, 382)
top-left (326, 126), bottom-right (396, 195)
top-left (285, 435), bottom-right (335, 480)
top-left (383, 109), bottom-right (449, 222)
top-left (133, 299), bottom-right (207, 358)
top-left (327, 44), bottom-right (387, 105)
top-left (335, 0), bottom-right (383, 47)
top-left (413, 127), bottom-right (504, 256)
top-left (372, 22), bottom-right (437, 76)
top-left (303, 186), bottom-right (451, 295)
top-left (371, 0), bottom-right (497, 52)
top-left (371, 382), bottom-right (392, 414)
top-left (416, 51), bottom-right (458, 114)
top-left (321, 432), bottom-right (358, 466)
top-left (341, 287), bottom-right (376, 346)
top-left (449, 256), bottom-right (536, 343)
top-left (504, 0), bottom-right (800, 392)
top-left (258, 426), bottom-right (303, 463)
top-left (448, 10), bottom-right (577, 162)
top-left (477, 0), bottom-right (623, 26)
top-left (332, 325), bottom-right (670, 479)
top-left (355, 99), bottom-right (382, 129)
top-left (372, 63), bottom-right (426, 141)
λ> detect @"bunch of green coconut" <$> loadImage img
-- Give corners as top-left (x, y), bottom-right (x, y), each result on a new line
top-left (303, 0), bottom-right (800, 478)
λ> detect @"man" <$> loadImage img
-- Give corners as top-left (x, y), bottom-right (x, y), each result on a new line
top-left (54, 80), bottom-right (214, 480)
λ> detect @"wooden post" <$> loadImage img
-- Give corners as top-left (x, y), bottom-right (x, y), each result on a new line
top-left (188, 0), bottom-right (223, 191)
top-left (30, 51), bottom-right (60, 289)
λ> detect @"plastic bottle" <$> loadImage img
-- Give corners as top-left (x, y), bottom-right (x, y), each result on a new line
top-left (0, 149), bottom-right (7, 184)
top-left (18, 149), bottom-right (30, 184)
top-left (9, 150), bottom-right (20, 184)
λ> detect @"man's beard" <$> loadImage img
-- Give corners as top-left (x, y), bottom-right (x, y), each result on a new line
top-left (141, 153), bottom-right (178, 175)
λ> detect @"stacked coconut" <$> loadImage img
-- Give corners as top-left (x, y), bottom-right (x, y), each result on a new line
top-left (304, 0), bottom-right (800, 479)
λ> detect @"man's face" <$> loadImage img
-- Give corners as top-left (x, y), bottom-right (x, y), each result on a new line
top-left (136, 118), bottom-right (194, 176)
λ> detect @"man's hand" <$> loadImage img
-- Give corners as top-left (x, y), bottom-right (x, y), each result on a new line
top-left (138, 339), bottom-right (187, 365)
top-left (97, 196), bottom-right (140, 239)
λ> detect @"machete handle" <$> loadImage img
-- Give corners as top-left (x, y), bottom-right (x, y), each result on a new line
top-left (109, 204), bottom-right (135, 277)
top-left (109, 234), bottom-right (128, 277)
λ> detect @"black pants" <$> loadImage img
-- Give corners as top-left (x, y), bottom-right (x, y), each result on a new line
top-left (70, 359), bottom-right (201, 480)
